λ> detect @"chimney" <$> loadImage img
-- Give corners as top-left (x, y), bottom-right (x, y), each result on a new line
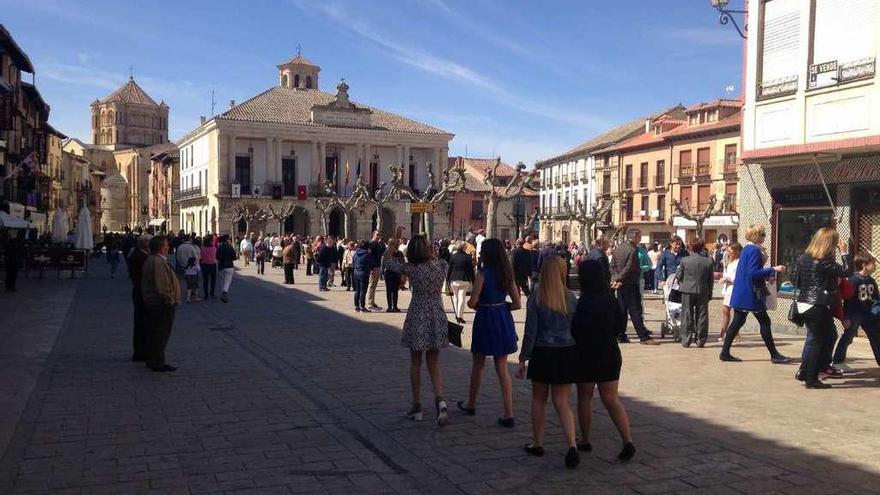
top-left (199, 116), bottom-right (206, 125)
top-left (229, 99), bottom-right (236, 109)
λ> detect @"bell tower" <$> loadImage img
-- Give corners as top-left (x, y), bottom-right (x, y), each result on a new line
top-left (277, 47), bottom-right (320, 90)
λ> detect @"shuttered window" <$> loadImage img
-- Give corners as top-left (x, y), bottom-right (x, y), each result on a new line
top-left (761, 0), bottom-right (801, 82)
top-left (813, 0), bottom-right (877, 65)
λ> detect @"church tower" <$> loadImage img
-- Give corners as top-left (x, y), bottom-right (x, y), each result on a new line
top-left (90, 77), bottom-right (169, 149)
top-left (277, 51), bottom-right (320, 90)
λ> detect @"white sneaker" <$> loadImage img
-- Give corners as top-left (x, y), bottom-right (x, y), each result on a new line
top-left (835, 364), bottom-right (853, 373)
top-left (436, 399), bottom-right (449, 426)
top-left (406, 403), bottom-right (423, 421)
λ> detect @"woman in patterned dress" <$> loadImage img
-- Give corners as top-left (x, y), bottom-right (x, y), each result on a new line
top-left (384, 234), bottom-right (450, 426)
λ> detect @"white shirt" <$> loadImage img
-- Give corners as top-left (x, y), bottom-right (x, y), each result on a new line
top-left (240, 239), bottom-right (252, 252)
top-left (722, 258), bottom-right (739, 306)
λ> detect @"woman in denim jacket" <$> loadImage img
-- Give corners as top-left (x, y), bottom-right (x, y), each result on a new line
top-left (517, 256), bottom-right (580, 468)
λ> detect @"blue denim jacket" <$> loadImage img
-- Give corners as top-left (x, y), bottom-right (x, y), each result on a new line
top-left (520, 290), bottom-right (577, 359)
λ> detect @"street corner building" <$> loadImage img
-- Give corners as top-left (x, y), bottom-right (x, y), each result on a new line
top-left (739, 0), bottom-right (880, 329)
top-left (174, 54), bottom-right (454, 240)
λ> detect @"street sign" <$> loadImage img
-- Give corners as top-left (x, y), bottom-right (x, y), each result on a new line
top-left (409, 202), bottom-right (436, 214)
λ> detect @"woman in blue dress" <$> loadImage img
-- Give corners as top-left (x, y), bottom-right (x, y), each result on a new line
top-left (458, 238), bottom-right (522, 427)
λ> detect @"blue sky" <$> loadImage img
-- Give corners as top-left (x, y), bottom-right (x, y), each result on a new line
top-left (4, 0), bottom-right (743, 165)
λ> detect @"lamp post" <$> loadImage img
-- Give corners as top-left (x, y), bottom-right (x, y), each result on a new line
top-left (709, 0), bottom-right (746, 39)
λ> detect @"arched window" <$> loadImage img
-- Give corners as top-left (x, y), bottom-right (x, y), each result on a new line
top-left (306, 75), bottom-right (312, 89)
top-left (281, 74), bottom-right (288, 87)
top-left (294, 74), bottom-right (300, 88)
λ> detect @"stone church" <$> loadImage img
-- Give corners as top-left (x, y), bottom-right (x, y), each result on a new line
top-left (63, 77), bottom-right (174, 231)
top-left (175, 53), bottom-right (453, 240)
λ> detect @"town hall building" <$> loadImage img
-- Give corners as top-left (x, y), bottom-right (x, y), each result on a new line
top-left (174, 54), bottom-right (454, 239)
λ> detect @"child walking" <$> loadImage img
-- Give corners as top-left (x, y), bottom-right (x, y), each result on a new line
top-left (833, 253), bottom-right (880, 370)
top-left (185, 257), bottom-right (201, 303)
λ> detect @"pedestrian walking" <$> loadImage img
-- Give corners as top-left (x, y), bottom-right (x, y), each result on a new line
top-left (184, 257), bottom-right (201, 302)
top-left (718, 242), bottom-right (742, 342)
top-left (383, 234), bottom-right (450, 426)
top-left (239, 236), bottom-right (252, 267)
top-left (106, 234), bottom-right (121, 278)
top-left (254, 238), bottom-right (267, 275)
top-left (572, 259), bottom-right (636, 461)
top-left (459, 238), bottom-right (522, 427)
top-left (141, 235), bottom-right (180, 372)
top-left (382, 238), bottom-right (404, 312)
top-left (316, 236), bottom-right (333, 291)
top-left (282, 239), bottom-right (296, 284)
top-left (342, 241), bottom-right (355, 291)
top-left (511, 239), bottom-right (533, 297)
top-left (352, 241), bottom-right (375, 312)
top-left (447, 241), bottom-right (475, 324)
top-left (675, 237), bottom-right (715, 347)
top-left (833, 253), bottom-right (880, 370)
top-left (793, 227), bottom-right (850, 388)
top-left (217, 235), bottom-right (236, 303)
top-left (719, 224), bottom-right (790, 364)
top-left (126, 234), bottom-right (150, 361)
top-left (516, 256), bottom-right (580, 468)
top-left (610, 229), bottom-right (658, 345)
top-left (200, 234), bottom-right (217, 298)
top-left (367, 231), bottom-right (386, 310)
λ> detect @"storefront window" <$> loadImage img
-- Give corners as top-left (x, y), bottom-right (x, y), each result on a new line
top-left (775, 208), bottom-right (834, 293)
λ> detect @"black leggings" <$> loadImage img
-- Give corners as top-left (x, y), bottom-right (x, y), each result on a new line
top-left (386, 273), bottom-right (401, 310)
top-left (721, 309), bottom-right (780, 357)
top-left (201, 263), bottom-right (216, 296)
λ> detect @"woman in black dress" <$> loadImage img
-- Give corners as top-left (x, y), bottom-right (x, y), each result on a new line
top-left (572, 260), bottom-right (635, 461)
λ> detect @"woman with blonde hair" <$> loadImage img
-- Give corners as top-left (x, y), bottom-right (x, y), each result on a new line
top-left (793, 227), bottom-right (850, 389)
top-left (720, 224), bottom-right (790, 363)
top-left (516, 256), bottom-right (580, 468)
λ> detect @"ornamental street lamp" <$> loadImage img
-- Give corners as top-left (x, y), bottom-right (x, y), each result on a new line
top-left (709, 0), bottom-right (747, 39)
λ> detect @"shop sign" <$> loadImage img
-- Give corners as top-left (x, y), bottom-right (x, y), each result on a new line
top-left (808, 60), bottom-right (838, 89)
top-left (792, 158), bottom-right (880, 185)
top-left (772, 186), bottom-right (834, 206)
top-left (409, 202), bottom-right (436, 214)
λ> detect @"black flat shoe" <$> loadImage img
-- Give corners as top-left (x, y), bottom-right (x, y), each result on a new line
top-left (618, 442), bottom-right (636, 461)
top-left (577, 441), bottom-right (592, 452)
top-left (771, 354), bottom-right (792, 364)
top-left (523, 444), bottom-right (544, 457)
top-left (795, 369), bottom-right (805, 381)
top-left (497, 417), bottom-right (515, 428)
top-left (719, 353), bottom-right (742, 362)
top-left (565, 447), bottom-right (580, 468)
top-left (456, 401), bottom-right (476, 416)
top-left (805, 381), bottom-right (832, 389)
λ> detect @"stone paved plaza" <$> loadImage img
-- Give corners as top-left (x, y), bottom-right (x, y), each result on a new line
top-left (2, 261), bottom-right (880, 494)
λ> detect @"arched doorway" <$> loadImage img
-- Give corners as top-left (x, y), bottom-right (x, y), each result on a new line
top-left (328, 207), bottom-right (345, 237)
top-left (284, 207), bottom-right (310, 235)
top-left (371, 207), bottom-right (395, 238)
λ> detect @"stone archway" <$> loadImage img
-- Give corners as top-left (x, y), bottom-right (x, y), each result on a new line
top-left (284, 207), bottom-right (310, 236)
top-left (328, 207), bottom-right (345, 238)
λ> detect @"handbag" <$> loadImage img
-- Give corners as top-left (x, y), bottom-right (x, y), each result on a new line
top-left (787, 300), bottom-right (804, 327)
top-left (447, 320), bottom-right (463, 347)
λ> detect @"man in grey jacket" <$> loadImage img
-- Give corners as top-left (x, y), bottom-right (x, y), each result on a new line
top-left (675, 237), bottom-right (715, 347)
top-left (611, 229), bottom-right (658, 344)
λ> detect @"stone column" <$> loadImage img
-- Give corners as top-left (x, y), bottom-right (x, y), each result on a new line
top-left (363, 144), bottom-right (371, 180)
top-left (311, 140), bottom-right (319, 185)
top-left (433, 147), bottom-right (441, 183)
top-left (266, 138), bottom-right (275, 183)
top-left (275, 139), bottom-right (283, 188)
top-left (227, 134), bottom-right (236, 186)
top-left (403, 145), bottom-right (411, 187)
top-left (440, 147), bottom-right (448, 171)
top-left (319, 142), bottom-right (326, 183)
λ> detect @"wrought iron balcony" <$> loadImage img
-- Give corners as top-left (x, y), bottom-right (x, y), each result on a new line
top-left (696, 163), bottom-right (711, 177)
top-left (723, 159), bottom-right (738, 175)
top-left (840, 57), bottom-right (876, 83)
top-left (758, 75), bottom-right (798, 100)
top-left (174, 186), bottom-right (205, 202)
top-left (678, 163), bottom-right (695, 177)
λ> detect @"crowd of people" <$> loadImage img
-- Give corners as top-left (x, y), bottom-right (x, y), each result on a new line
top-left (110, 219), bottom-right (880, 466)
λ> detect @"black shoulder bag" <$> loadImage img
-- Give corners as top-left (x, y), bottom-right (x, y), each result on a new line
top-left (787, 261), bottom-right (804, 327)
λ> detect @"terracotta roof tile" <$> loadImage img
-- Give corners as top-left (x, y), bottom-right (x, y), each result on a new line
top-left (216, 86), bottom-right (450, 135)
top-left (686, 98), bottom-right (742, 112)
top-left (278, 54), bottom-right (319, 67)
top-left (662, 111), bottom-right (742, 140)
top-left (98, 78), bottom-right (160, 106)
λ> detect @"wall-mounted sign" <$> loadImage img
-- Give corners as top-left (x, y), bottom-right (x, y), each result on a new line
top-left (808, 60), bottom-right (838, 89)
top-left (297, 185), bottom-right (308, 201)
top-left (231, 183), bottom-right (241, 198)
top-left (409, 202), bottom-right (436, 214)
top-left (771, 186), bottom-right (834, 206)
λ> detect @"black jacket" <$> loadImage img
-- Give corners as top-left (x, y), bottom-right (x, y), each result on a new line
top-left (217, 243), bottom-right (236, 270)
top-left (793, 253), bottom-right (851, 306)
top-left (510, 247), bottom-right (532, 278)
top-left (447, 251), bottom-right (475, 283)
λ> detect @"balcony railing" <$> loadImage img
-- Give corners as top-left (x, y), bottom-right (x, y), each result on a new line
top-left (839, 57), bottom-right (876, 83)
top-left (723, 159), bottom-right (738, 175)
top-left (679, 163), bottom-right (694, 177)
top-left (696, 163), bottom-right (710, 177)
top-left (174, 186), bottom-right (205, 202)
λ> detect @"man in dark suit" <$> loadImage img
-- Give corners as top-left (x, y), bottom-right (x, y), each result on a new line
top-left (126, 234), bottom-right (151, 361)
top-left (585, 236), bottom-right (611, 285)
top-left (675, 237), bottom-right (715, 347)
top-left (611, 229), bottom-right (658, 345)
top-left (510, 239), bottom-right (532, 296)
top-left (291, 236), bottom-right (302, 270)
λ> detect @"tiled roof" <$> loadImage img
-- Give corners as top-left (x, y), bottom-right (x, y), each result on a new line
top-left (451, 156), bottom-right (536, 196)
top-left (217, 86), bottom-right (451, 135)
top-left (278, 54), bottom-right (319, 67)
top-left (686, 98), bottom-right (742, 113)
top-left (662, 111), bottom-right (742, 140)
top-left (98, 78), bottom-right (160, 106)
top-left (536, 105), bottom-right (686, 167)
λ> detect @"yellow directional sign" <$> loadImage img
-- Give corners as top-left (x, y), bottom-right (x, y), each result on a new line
top-left (410, 202), bottom-right (436, 214)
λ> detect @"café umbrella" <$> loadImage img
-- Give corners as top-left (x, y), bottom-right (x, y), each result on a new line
top-left (74, 205), bottom-right (94, 250)
top-left (51, 207), bottom-right (69, 243)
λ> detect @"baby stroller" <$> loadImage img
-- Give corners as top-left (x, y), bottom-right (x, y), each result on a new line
top-left (659, 272), bottom-right (682, 341)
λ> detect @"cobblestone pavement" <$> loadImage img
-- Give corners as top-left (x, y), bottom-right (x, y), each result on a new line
top-left (1, 260), bottom-right (879, 494)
